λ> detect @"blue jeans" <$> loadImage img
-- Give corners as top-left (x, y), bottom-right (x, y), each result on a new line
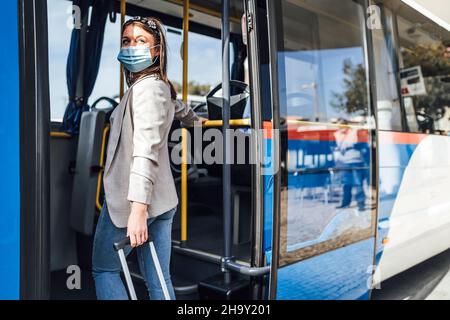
top-left (92, 203), bottom-right (176, 300)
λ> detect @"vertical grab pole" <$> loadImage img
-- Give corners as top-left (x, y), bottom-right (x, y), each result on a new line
top-left (75, 5), bottom-right (88, 106)
top-left (119, 0), bottom-right (126, 99)
top-left (222, 0), bottom-right (232, 284)
top-left (181, 0), bottom-right (190, 247)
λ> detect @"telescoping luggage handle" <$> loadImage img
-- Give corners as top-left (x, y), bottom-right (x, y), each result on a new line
top-left (113, 236), bottom-right (171, 300)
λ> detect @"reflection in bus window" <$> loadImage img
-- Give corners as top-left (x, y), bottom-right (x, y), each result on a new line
top-left (372, 7), bottom-right (403, 131)
top-left (274, 0), bottom-right (375, 264)
top-left (397, 14), bottom-right (450, 134)
top-left (278, 0), bottom-right (370, 125)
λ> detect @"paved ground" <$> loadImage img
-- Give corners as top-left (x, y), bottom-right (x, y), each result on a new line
top-left (372, 248), bottom-right (450, 300)
top-left (426, 269), bottom-right (450, 300)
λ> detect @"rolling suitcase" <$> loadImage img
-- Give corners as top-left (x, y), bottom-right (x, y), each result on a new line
top-left (113, 236), bottom-right (171, 300)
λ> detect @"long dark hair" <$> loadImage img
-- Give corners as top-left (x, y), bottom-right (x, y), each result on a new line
top-left (122, 17), bottom-right (177, 100)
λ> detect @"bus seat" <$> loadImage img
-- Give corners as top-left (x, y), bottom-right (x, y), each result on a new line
top-left (70, 110), bottom-right (106, 235)
top-left (50, 132), bottom-right (78, 271)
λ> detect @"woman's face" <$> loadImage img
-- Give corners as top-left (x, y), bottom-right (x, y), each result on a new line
top-left (122, 24), bottom-right (159, 58)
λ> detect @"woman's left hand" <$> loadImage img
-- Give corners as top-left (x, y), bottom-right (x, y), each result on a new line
top-left (197, 116), bottom-right (208, 125)
top-left (127, 202), bottom-right (149, 247)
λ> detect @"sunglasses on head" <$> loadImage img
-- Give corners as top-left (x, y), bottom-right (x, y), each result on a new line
top-left (124, 16), bottom-right (159, 33)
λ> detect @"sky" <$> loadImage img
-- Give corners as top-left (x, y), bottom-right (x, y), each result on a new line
top-left (48, 0), bottom-right (223, 121)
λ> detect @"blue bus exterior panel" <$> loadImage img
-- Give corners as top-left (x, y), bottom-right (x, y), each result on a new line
top-left (0, 0), bottom-right (20, 300)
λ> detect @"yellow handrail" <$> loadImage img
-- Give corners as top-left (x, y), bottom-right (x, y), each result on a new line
top-left (181, 0), bottom-right (190, 245)
top-left (179, 118), bottom-right (251, 243)
top-left (50, 132), bottom-right (72, 139)
top-left (202, 119), bottom-right (251, 127)
top-left (96, 125), bottom-right (110, 211)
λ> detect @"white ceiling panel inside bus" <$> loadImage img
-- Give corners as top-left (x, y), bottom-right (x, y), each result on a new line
top-left (124, 0), bottom-right (244, 34)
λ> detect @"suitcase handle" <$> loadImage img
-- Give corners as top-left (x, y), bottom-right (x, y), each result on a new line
top-left (113, 234), bottom-right (171, 300)
top-left (113, 235), bottom-right (153, 251)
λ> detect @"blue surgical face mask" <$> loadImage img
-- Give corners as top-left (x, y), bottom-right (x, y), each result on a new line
top-left (117, 45), bottom-right (159, 73)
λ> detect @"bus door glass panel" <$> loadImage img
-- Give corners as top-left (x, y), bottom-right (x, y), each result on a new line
top-left (270, 0), bottom-right (376, 300)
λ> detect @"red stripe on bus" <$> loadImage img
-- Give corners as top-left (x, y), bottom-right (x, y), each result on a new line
top-left (262, 123), bottom-right (427, 145)
top-left (379, 131), bottom-right (427, 145)
top-left (288, 127), bottom-right (369, 142)
top-left (263, 121), bottom-right (272, 139)
top-left (262, 121), bottom-right (369, 142)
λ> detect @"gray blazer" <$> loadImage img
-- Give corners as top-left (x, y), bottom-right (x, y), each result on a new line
top-left (103, 75), bottom-right (199, 228)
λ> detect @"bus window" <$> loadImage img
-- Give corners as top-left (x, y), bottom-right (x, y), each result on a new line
top-left (397, 12), bottom-right (450, 135)
top-left (48, 0), bottom-right (73, 122)
top-left (48, 0), bottom-right (120, 122)
top-left (168, 26), bottom-right (238, 113)
top-left (276, 1), bottom-right (371, 125)
top-left (371, 7), bottom-right (403, 131)
top-left (89, 21), bottom-right (120, 108)
top-left (166, 27), bottom-right (232, 110)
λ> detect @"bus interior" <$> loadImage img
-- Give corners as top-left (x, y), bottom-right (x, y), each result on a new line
top-left (49, 0), bottom-right (256, 299)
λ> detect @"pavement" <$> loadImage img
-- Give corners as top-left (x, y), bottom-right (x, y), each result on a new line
top-left (372, 248), bottom-right (450, 300)
top-left (426, 269), bottom-right (450, 300)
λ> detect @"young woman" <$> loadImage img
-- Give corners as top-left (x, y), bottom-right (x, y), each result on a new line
top-left (92, 16), bottom-right (204, 300)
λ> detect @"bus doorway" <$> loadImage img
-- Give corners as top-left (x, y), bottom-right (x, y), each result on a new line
top-left (44, 0), bottom-right (268, 300)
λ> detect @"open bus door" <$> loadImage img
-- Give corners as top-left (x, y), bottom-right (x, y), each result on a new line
top-left (264, 0), bottom-right (379, 299)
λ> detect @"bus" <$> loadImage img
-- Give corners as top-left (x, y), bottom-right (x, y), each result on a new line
top-left (1, 0), bottom-right (450, 300)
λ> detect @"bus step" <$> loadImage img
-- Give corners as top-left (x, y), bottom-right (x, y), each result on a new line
top-left (198, 273), bottom-right (251, 300)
